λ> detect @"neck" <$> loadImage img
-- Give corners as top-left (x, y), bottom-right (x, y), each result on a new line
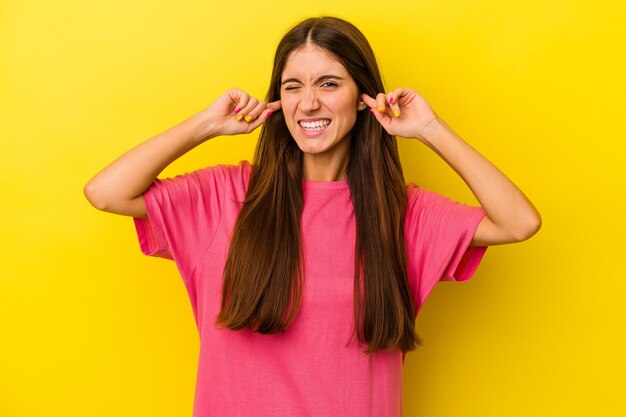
top-left (303, 149), bottom-right (350, 181)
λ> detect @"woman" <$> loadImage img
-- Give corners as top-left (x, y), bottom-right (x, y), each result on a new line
top-left (84, 15), bottom-right (540, 417)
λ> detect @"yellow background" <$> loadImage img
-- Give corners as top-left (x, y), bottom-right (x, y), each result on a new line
top-left (1, 0), bottom-right (624, 416)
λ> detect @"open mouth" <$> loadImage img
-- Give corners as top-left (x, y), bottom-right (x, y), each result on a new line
top-left (298, 119), bottom-right (332, 132)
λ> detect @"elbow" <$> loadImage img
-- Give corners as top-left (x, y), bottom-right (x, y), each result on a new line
top-left (83, 182), bottom-right (108, 211)
top-left (514, 214), bottom-right (542, 242)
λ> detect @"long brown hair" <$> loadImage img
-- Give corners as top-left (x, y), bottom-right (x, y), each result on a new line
top-left (215, 16), bottom-right (422, 354)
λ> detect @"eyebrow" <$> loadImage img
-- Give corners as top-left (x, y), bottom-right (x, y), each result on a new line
top-left (281, 75), bottom-right (345, 85)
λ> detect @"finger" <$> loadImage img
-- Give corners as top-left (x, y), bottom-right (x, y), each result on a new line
top-left (246, 105), bottom-right (277, 131)
top-left (386, 92), bottom-right (400, 118)
top-left (238, 97), bottom-right (259, 122)
top-left (228, 88), bottom-right (250, 113)
top-left (376, 93), bottom-right (387, 114)
top-left (360, 93), bottom-right (377, 109)
top-left (266, 99), bottom-right (282, 111)
top-left (243, 99), bottom-right (267, 123)
top-left (369, 106), bottom-right (391, 131)
top-left (242, 99), bottom-right (281, 127)
top-left (387, 87), bottom-right (410, 118)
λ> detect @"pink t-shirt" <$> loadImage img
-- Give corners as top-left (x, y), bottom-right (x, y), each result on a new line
top-left (132, 160), bottom-right (488, 417)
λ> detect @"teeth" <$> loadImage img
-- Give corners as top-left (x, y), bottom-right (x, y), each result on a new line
top-left (299, 120), bottom-right (331, 130)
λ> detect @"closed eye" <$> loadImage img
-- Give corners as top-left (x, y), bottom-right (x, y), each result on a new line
top-left (284, 81), bottom-right (338, 91)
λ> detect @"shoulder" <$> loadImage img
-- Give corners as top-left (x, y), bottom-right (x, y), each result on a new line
top-left (404, 182), bottom-right (473, 224)
top-left (406, 183), bottom-right (420, 199)
top-left (196, 159), bottom-right (251, 176)
top-left (405, 182), bottom-right (436, 210)
top-left (406, 182), bottom-right (463, 207)
top-left (195, 160), bottom-right (252, 188)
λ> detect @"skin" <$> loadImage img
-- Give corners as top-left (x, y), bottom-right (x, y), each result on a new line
top-left (361, 89), bottom-right (542, 246)
top-left (282, 44), bottom-right (540, 246)
top-left (207, 45), bottom-right (542, 246)
top-left (279, 43), bottom-right (368, 181)
top-left (85, 42), bottom-right (541, 246)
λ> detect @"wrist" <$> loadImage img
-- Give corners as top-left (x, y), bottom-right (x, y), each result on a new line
top-left (187, 112), bottom-right (218, 145)
top-left (415, 115), bottom-right (444, 146)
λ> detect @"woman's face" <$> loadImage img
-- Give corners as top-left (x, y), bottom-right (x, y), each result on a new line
top-left (280, 44), bottom-right (367, 158)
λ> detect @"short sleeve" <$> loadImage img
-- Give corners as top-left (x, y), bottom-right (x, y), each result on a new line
top-left (404, 184), bottom-right (488, 315)
top-left (132, 163), bottom-right (231, 281)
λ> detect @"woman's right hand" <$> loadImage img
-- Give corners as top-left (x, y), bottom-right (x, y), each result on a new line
top-left (192, 88), bottom-right (282, 141)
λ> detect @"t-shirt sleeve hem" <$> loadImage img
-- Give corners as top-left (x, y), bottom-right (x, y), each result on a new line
top-left (440, 207), bottom-right (488, 282)
top-left (131, 184), bottom-right (173, 260)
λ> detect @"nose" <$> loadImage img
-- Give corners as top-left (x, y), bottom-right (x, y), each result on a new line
top-left (299, 87), bottom-right (320, 112)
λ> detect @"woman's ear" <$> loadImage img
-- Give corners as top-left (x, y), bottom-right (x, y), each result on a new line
top-left (357, 99), bottom-right (368, 111)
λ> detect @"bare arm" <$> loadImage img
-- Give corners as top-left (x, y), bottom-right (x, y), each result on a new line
top-left (83, 115), bottom-right (207, 218)
top-left (418, 117), bottom-right (542, 246)
top-left (362, 88), bottom-right (541, 246)
top-left (83, 88), bottom-right (282, 218)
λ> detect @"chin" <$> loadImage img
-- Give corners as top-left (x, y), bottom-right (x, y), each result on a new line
top-left (297, 136), bottom-right (338, 153)
top-left (297, 144), bottom-right (327, 155)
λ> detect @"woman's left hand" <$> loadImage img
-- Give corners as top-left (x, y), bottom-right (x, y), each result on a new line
top-left (361, 88), bottom-right (438, 141)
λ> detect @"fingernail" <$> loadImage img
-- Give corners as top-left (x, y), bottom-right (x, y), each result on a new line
top-left (389, 97), bottom-right (394, 103)
top-left (234, 107), bottom-right (241, 113)
top-left (393, 110), bottom-right (400, 118)
top-left (236, 114), bottom-right (244, 121)
top-left (267, 110), bottom-right (273, 117)
top-left (378, 105), bottom-right (384, 112)
top-left (245, 115), bottom-right (252, 122)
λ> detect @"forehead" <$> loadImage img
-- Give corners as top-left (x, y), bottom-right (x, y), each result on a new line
top-left (281, 45), bottom-right (348, 79)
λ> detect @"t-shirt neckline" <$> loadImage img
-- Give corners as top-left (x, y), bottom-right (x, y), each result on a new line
top-left (302, 179), bottom-right (349, 190)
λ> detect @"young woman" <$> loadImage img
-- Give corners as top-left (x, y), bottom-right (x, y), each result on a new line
top-left (84, 15), bottom-right (541, 417)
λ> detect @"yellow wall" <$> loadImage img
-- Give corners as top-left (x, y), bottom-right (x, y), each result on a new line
top-left (1, 1), bottom-right (623, 416)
